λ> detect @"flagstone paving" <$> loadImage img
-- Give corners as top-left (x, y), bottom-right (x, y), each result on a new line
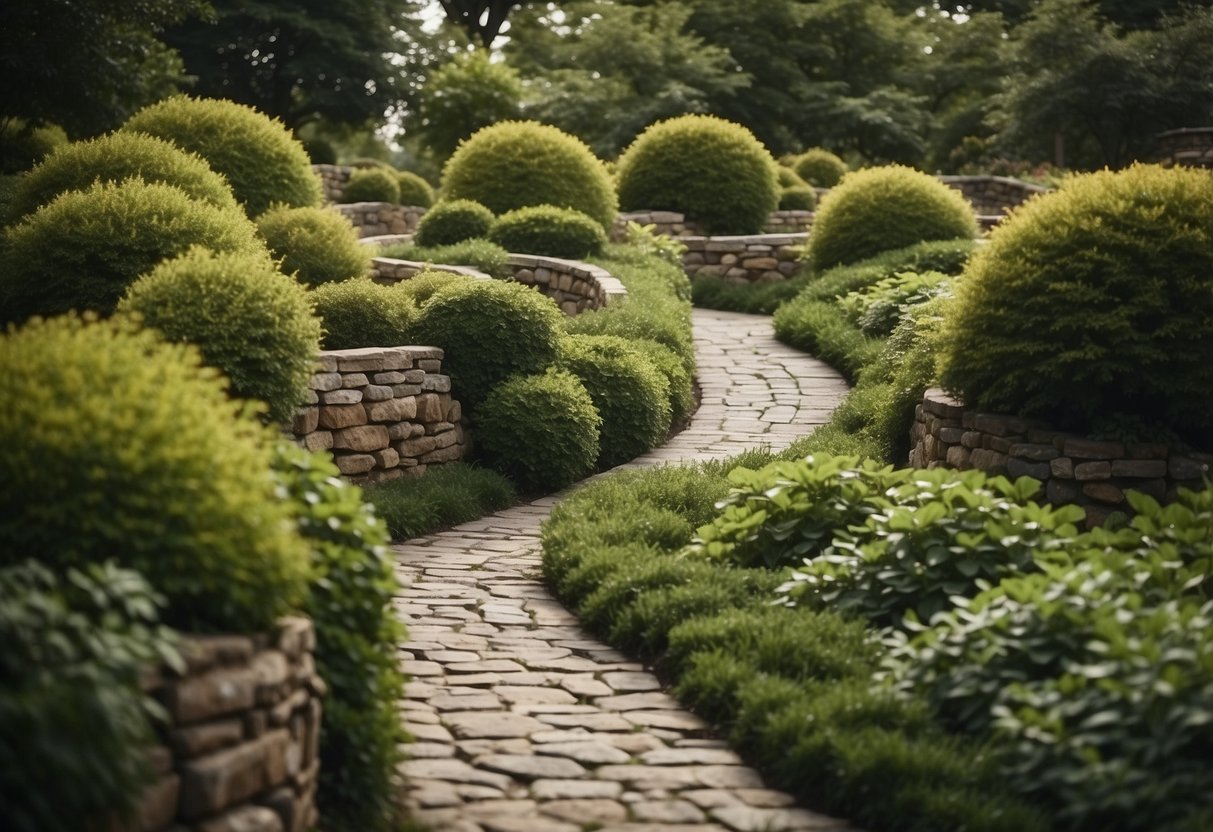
top-left (392, 309), bottom-right (855, 831)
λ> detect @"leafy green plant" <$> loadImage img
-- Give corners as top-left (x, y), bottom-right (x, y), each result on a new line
top-left (378, 238), bottom-right (509, 278)
top-left (391, 269), bottom-right (469, 306)
top-left (395, 170), bottom-right (434, 208)
top-left (793, 147), bottom-right (847, 187)
top-left (489, 204), bottom-right (606, 259)
top-left (779, 185), bottom-right (817, 211)
top-left (310, 278), bottom-right (416, 350)
top-left (633, 338), bottom-right (694, 426)
top-left (413, 198), bottom-right (495, 247)
top-left (363, 463), bottom-right (516, 541)
top-left (256, 205), bottom-right (372, 286)
top-left (621, 221), bottom-right (688, 267)
top-left (341, 167), bottom-right (400, 204)
top-left (839, 270), bottom-right (952, 337)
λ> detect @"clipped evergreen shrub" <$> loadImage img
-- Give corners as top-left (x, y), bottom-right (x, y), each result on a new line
top-left (793, 148), bottom-right (847, 187)
top-left (122, 96), bottom-right (322, 217)
top-left (256, 204), bottom-right (371, 286)
top-left (341, 167), bottom-right (400, 204)
top-left (441, 121), bottom-right (617, 230)
top-left (779, 185), bottom-right (817, 211)
top-left (392, 269), bottom-right (469, 306)
top-left (310, 278), bottom-right (416, 350)
top-left (396, 170), bottom-right (435, 208)
top-left (379, 239), bottom-right (510, 279)
top-left (118, 247), bottom-right (322, 423)
top-left (476, 369), bottom-right (601, 492)
top-left (634, 338), bottom-right (694, 426)
top-left (0, 179), bottom-right (266, 323)
top-left (940, 163), bottom-right (1213, 442)
top-left (489, 204), bottom-right (607, 259)
top-left (413, 198), bottom-right (494, 247)
top-left (806, 165), bottom-right (977, 272)
top-left (8, 131), bottom-right (239, 220)
top-left (0, 314), bottom-right (310, 632)
top-left (616, 114), bottom-right (779, 235)
top-left (778, 166), bottom-right (809, 189)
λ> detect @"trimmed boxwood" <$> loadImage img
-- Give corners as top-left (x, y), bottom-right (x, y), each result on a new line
top-left (393, 269), bottom-right (469, 306)
top-left (793, 147), bottom-right (847, 187)
top-left (310, 278), bottom-right (417, 351)
top-left (489, 204), bottom-right (607, 259)
top-left (413, 198), bottom-right (495, 247)
top-left (778, 166), bottom-right (809, 189)
top-left (779, 185), bottom-right (817, 211)
top-left (256, 205), bottom-right (371, 286)
top-left (341, 167), bottom-right (400, 204)
top-left (396, 170), bottom-right (435, 208)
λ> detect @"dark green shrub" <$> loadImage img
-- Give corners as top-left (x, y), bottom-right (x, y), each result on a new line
top-left (0, 120), bottom-right (68, 174)
top-left (476, 369), bottom-right (601, 493)
top-left (940, 164), bottom-right (1213, 442)
top-left (341, 167), bottom-right (400, 204)
top-left (363, 463), bottom-right (516, 541)
top-left (256, 204), bottom-right (371, 286)
top-left (793, 147), bottom-right (847, 187)
top-left (396, 170), bottom-right (435, 208)
top-left (122, 95), bottom-right (322, 217)
top-left (779, 185), bottom-right (817, 211)
top-left (413, 198), bottom-right (494, 247)
top-left (441, 121), bottom-right (617, 230)
top-left (633, 338), bottom-right (694, 425)
top-left (0, 179), bottom-right (266, 323)
top-left (310, 278), bottom-right (416, 350)
top-left (118, 247), bottom-right (322, 423)
top-left (0, 314), bottom-right (310, 632)
top-left (777, 166), bottom-right (809, 189)
top-left (806, 165), bottom-right (977, 272)
top-left (8, 131), bottom-right (240, 221)
top-left (772, 297), bottom-right (880, 382)
top-left (616, 114), bottom-right (779, 235)
top-left (302, 138), bottom-right (337, 165)
top-left (557, 334), bottom-right (672, 468)
top-left (378, 238), bottom-right (509, 279)
top-left (489, 204), bottom-right (606, 259)
top-left (0, 175), bottom-right (19, 224)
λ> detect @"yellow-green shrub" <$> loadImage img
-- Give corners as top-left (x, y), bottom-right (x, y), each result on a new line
top-left (341, 167), bottom-right (400, 204)
top-left (413, 199), bottom-right (494, 247)
top-left (793, 148), bottom-right (847, 187)
top-left (779, 186), bottom-right (817, 211)
top-left (396, 170), bottom-right (435, 208)
top-left (256, 205), bottom-right (371, 286)
top-left (311, 278), bottom-right (416, 350)
top-left (489, 204), bottom-right (606, 259)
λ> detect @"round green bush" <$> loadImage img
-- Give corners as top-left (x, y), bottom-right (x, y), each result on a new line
top-left (256, 205), bottom-right (371, 286)
top-left (394, 269), bottom-right (470, 307)
top-left (414, 198), bottom-right (495, 247)
top-left (311, 278), bottom-right (416, 350)
top-left (806, 165), bottom-right (978, 272)
top-left (476, 369), bottom-right (601, 493)
top-left (779, 185), bottom-right (817, 211)
top-left (489, 204), bottom-right (607, 259)
top-left (0, 314), bottom-right (310, 632)
top-left (793, 148), bottom-right (847, 188)
top-left (616, 115), bottom-right (779, 235)
top-left (8, 131), bottom-right (240, 221)
top-left (441, 121), bottom-right (617, 230)
top-left (397, 170), bottom-right (435, 208)
top-left (635, 339), bottom-right (695, 426)
top-left (341, 167), bottom-right (400, 204)
top-left (940, 163), bottom-right (1213, 442)
top-left (118, 247), bottom-right (322, 423)
top-left (0, 179), bottom-right (267, 323)
top-left (412, 279), bottom-right (564, 409)
top-left (557, 334), bottom-right (672, 468)
top-left (122, 96), bottom-right (322, 217)
top-left (778, 166), bottom-right (809, 189)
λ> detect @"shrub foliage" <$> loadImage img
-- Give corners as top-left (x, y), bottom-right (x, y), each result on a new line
top-left (310, 278), bottom-right (416, 351)
top-left (256, 205), bottom-right (371, 286)
top-left (489, 204), bottom-right (607, 259)
top-left (341, 167), bottom-right (400, 204)
top-left (396, 170), bottom-right (435, 208)
top-left (413, 198), bottom-right (495, 247)
top-left (793, 147), bottom-right (847, 187)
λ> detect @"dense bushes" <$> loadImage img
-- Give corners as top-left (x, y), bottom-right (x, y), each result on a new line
top-left (616, 114), bottom-right (779, 235)
top-left (793, 147), bottom-right (846, 187)
top-left (256, 205), bottom-right (371, 286)
top-left (489, 204), bottom-right (607, 259)
top-left (779, 185), bottom-right (817, 211)
top-left (310, 278), bottom-right (416, 351)
top-left (364, 463), bottom-right (516, 541)
top-left (396, 170), bottom-right (435, 207)
top-left (413, 198), bottom-right (495, 247)
top-left (341, 167), bottom-right (400, 204)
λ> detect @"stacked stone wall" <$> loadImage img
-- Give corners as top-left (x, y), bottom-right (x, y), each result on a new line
top-left (682, 234), bottom-right (807, 284)
top-left (312, 164), bottom-right (349, 203)
top-left (937, 175), bottom-right (1048, 216)
top-left (1154, 127), bottom-right (1213, 169)
top-left (333, 202), bottom-right (425, 239)
top-left (613, 209), bottom-right (815, 241)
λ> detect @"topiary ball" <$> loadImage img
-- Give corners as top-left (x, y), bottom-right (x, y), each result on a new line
top-left (778, 166), bottom-right (809, 189)
top-left (441, 121), bottom-right (617, 230)
top-left (393, 269), bottom-right (468, 306)
top-left (118, 247), bottom-right (322, 423)
top-left (476, 369), bottom-right (601, 493)
top-left (806, 165), bottom-right (977, 273)
top-left (341, 167), bottom-right (401, 204)
top-left (489, 204), bottom-right (607, 259)
top-left (396, 170), bottom-right (435, 208)
top-left (122, 96), bottom-right (322, 217)
top-left (940, 164), bottom-right (1213, 443)
top-left (615, 115), bottom-right (779, 235)
top-left (779, 186), bottom-right (817, 211)
top-left (793, 148), bottom-right (847, 187)
top-left (256, 205), bottom-right (371, 286)
top-left (412, 279), bottom-right (564, 409)
top-left (0, 179), bottom-right (267, 323)
top-left (0, 314), bottom-right (310, 632)
top-left (414, 199), bottom-right (495, 247)
top-left (557, 334), bottom-right (672, 468)
top-left (8, 131), bottom-right (240, 221)
top-left (310, 278), bottom-right (416, 351)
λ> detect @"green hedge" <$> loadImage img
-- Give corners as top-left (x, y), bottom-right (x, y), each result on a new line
top-left (489, 204), bottom-right (607, 259)
top-left (341, 167), bottom-right (400, 204)
top-left (256, 205), bottom-right (372, 286)
top-left (363, 463), bottom-right (516, 541)
top-left (793, 147), bottom-right (846, 187)
top-left (413, 198), bottom-right (495, 247)
top-left (396, 170), bottom-right (435, 208)
top-left (310, 278), bottom-right (416, 351)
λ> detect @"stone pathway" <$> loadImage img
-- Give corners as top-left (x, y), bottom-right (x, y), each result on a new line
top-left (393, 309), bottom-right (853, 832)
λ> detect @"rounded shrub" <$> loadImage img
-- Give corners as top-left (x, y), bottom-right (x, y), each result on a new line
top-left (780, 185), bottom-right (817, 211)
top-left (393, 269), bottom-right (469, 306)
top-left (793, 148), bottom-right (847, 187)
top-left (256, 205), bottom-right (371, 286)
top-left (489, 204), bottom-right (607, 259)
top-left (806, 165), bottom-right (978, 272)
top-left (118, 247), bottom-right (322, 423)
top-left (341, 167), bottom-right (400, 204)
top-left (8, 131), bottom-right (240, 221)
top-left (441, 121), bottom-right (617, 230)
top-left (0, 179), bottom-right (266, 323)
top-left (412, 279), bottom-right (564, 409)
top-left (413, 198), bottom-right (495, 247)
top-left (396, 170), bottom-right (435, 208)
top-left (122, 95), bottom-right (322, 217)
top-left (778, 166), bottom-right (809, 189)
top-left (0, 314), bottom-right (310, 632)
top-left (615, 114), bottom-right (779, 235)
top-left (311, 278), bottom-right (416, 350)
top-left (635, 339), bottom-right (695, 426)
top-left (557, 334), bottom-right (672, 468)
top-left (476, 369), bottom-right (601, 493)
top-left (940, 163), bottom-right (1213, 442)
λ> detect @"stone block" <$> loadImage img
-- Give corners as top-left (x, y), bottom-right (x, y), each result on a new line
top-left (423, 374), bottom-right (452, 393)
top-left (334, 454), bottom-right (375, 476)
top-left (179, 730), bottom-right (291, 819)
top-left (1083, 482), bottom-right (1125, 505)
top-left (373, 371), bottom-right (408, 384)
top-left (196, 805), bottom-right (284, 832)
top-left (938, 426), bottom-right (966, 445)
top-left (1050, 457), bottom-right (1074, 479)
top-left (1126, 442), bottom-right (1170, 459)
top-left (366, 397), bottom-right (417, 423)
top-left (300, 431), bottom-right (332, 453)
top-left (1063, 438), bottom-right (1125, 460)
top-left (180, 636), bottom-right (255, 675)
top-left (340, 373), bottom-right (369, 388)
top-left (387, 421), bottom-right (420, 441)
top-left (171, 718), bottom-right (245, 758)
top-left (420, 445), bottom-right (464, 464)
top-left (969, 448), bottom-right (1008, 474)
top-left (419, 359), bottom-right (442, 372)
top-left (321, 389), bottom-right (362, 405)
top-left (418, 393), bottom-right (445, 422)
top-left (166, 667), bottom-right (257, 725)
top-left (134, 773), bottom-right (180, 831)
top-left (972, 412), bottom-right (1031, 436)
top-left (1007, 458), bottom-right (1050, 480)
top-left (317, 404), bottom-right (366, 430)
top-left (397, 435), bottom-right (443, 458)
top-left (391, 384), bottom-right (423, 398)
top-left (290, 408), bottom-right (318, 436)
top-left (1074, 461), bottom-right (1113, 481)
top-left (1110, 459), bottom-right (1167, 478)
top-left (249, 652), bottom-right (291, 703)
top-left (945, 445), bottom-right (971, 469)
top-left (277, 618), bottom-right (313, 660)
top-left (335, 349), bottom-right (390, 373)
top-left (332, 425), bottom-right (390, 453)
top-left (961, 431), bottom-right (983, 449)
top-left (446, 400), bottom-right (462, 423)
top-left (1008, 442), bottom-right (1059, 462)
top-left (1046, 478), bottom-right (1082, 504)
top-left (1170, 456), bottom-right (1209, 480)
top-left (922, 388), bottom-right (966, 419)
top-left (362, 384), bottom-right (394, 402)
top-left (372, 447), bottom-right (400, 469)
top-left (307, 373), bottom-right (342, 392)
top-left (425, 422), bottom-right (456, 438)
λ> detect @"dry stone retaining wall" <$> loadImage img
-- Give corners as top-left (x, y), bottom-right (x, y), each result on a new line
top-left (1154, 127), bottom-right (1213, 169)
top-left (682, 233), bottom-right (807, 284)
top-left (938, 175), bottom-right (1048, 216)
top-left (613, 209), bottom-right (815, 241)
top-left (333, 202), bottom-right (425, 239)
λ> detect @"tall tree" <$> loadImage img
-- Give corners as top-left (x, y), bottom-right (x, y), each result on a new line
top-left (406, 49), bottom-right (524, 158)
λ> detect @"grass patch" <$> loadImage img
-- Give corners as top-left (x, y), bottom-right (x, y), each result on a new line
top-left (377, 238), bottom-right (510, 278)
top-left (363, 463), bottom-right (516, 540)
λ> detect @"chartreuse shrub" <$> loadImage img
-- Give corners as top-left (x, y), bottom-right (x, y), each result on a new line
top-left (118, 247), bottom-right (321, 423)
top-left (806, 165), bottom-right (977, 272)
top-left (363, 463), bottom-right (515, 541)
top-left (310, 278), bottom-right (416, 351)
top-left (476, 369), bottom-right (601, 493)
top-left (122, 95), bottom-right (322, 217)
top-left (1, 560), bottom-right (182, 832)
top-left (340, 167), bottom-right (400, 204)
top-left (392, 269), bottom-right (468, 306)
top-left (779, 185), bottom-right (816, 211)
top-left (413, 198), bottom-right (495, 247)
top-left (378, 238), bottom-right (510, 279)
top-left (616, 114), bottom-right (779, 235)
top-left (441, 121), bottom-right (617, 230)
top-left (777, 166), bottom-right (809, 189)
top-left (0, 175), bottom-right (19, 223)
top-left (793, 147), bottom-right (847, 187)
top-left (256, 205), bottom-right (371, 286)
top-left (489, 204), bottom-right (606, 259)
top-left (7, 131), bottom-right (240, 220)
top-left (940, 163), bottom-right (1213, 443)
top-left (396, 170), bottom-right (435, 208)
top-left (0, 179), bottom-right (266, 323)
top-left (0, 315), bottom-right (309, 632)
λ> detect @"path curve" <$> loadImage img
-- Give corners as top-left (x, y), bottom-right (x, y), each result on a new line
top-left (393, 309), bottom-right (853, 832)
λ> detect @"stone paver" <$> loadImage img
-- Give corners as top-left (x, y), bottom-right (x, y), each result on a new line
top-left (393, 310), bottom-right (855, 830)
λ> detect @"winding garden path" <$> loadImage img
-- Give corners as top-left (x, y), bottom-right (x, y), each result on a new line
top-left (393, 309), bottom-right (854, 832)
